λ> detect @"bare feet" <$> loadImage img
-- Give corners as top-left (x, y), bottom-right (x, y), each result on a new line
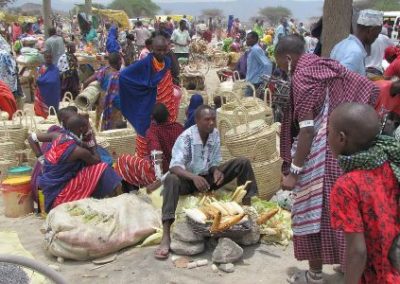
top-left (154, 234), bottom-right (171, 260)
top-left (146, 180), bottom-right (162, 194)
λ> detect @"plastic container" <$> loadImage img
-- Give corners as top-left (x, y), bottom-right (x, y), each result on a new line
top-left (1, 176), bottom-right (34, 218)
top-left (38, 189), bottom-right (47, 218)
top-left (8, 165), bottom-right (32, 177)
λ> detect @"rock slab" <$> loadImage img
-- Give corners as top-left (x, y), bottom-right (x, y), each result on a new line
top-left (172, 220), bottom-right (204, 243)
top-left (170, 238), bottom-right (205, 256)
top-left (218, 263), bottom-right (235, 273)
top-left (212, 238), bottom-right (243, 264)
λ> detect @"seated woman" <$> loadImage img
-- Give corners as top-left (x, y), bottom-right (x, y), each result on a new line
top-left (116, 103), bottom-right (183, 192)
top-left (34, 50), bottom-right (61, 118)
top-left (184, 94), bottom-right (203, 129)
top-left (83, 52), bottom-right (125, 131)
top-left (29, 114), bottom-right (121, 212)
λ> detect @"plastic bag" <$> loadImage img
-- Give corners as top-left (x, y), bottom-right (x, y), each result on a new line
top-left (43, 194), bottom-right (161, 260)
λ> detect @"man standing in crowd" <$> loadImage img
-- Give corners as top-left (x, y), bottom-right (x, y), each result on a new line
top-left (330, 9), bottom-right (383, 76)
top-left (133, 21), bottom-right (151, 52)
top-left (275, 35), bottom-right (379, 284)
top-left (171, 20), bottom-right (191, 60)
top-left (245, 31), bottom-right (272, 96)
top-left (45, 27), bottom-right (65, 66)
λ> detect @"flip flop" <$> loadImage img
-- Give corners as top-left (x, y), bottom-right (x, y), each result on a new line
top-left (154, 246), bottom-right (169, 260)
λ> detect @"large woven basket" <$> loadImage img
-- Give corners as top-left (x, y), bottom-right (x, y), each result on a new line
top-left (0, 116), bottom-right (28, 151)
top-left (0, 159), bottom-right (15, 182)
top-left (181, 72), bottom-right (205, 90)
top-left (213, 52), bottom-right (228, 68)
top-left (221, 145), bottom-right (234, 162)
top-left (96, 114), bottom-right (137, 159)
top-left (59, 92), bottom-right (75, 109)
top-left (253, 154), bottom-right (283, 200)
top-left (0, 138), bottom-right (16, 162)
top-left (177, 89), bottom-right (189, 125)
top-left (225, 116), bottom-right (277, 163)
top-left (75, 81), bottom-right (101, 111)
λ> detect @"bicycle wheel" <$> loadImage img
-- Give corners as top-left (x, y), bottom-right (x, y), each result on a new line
top-left (0, 254), bottom-right (67, 284)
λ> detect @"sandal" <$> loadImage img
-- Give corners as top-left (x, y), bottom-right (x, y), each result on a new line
top-left (154, 246), bottom-right (169, 260)
top-left (287, 270), bottom-right (323, 284)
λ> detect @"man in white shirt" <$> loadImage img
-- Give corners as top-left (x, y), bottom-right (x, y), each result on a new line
top-left (171, 20), bottom-right (191, 60)
top-left (133, 21), bottom-right (151, 51)
top-left (365, 32), bottom-right (394, 75)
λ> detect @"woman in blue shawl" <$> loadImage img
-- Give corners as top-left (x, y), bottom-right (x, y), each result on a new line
top-left (184, 94), bottom-right (203, 129)
top-left (34, 51), bottom-right (61, 118)
top-left (106, 25), bottom-right (121, 54)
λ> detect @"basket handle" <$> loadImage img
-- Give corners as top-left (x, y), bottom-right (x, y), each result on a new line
top-left (12, 110), bottom-right (26, 126)
top-left (264, 88), bottom-right (272, 108)
top-left (218, 117), bottom-right (234, 142)
top-left (62, 92), bottom-right (74, 103)
top-left (27, 113), bottom-right (38, 132)
top-left (232, 71), bottom-right (240, 82)
top-left (48, 106), bottom-right (57, 117)
top-left (250, 138), bottom-right (270, 162)
top-left (232, 105), bottom-right (249, 133)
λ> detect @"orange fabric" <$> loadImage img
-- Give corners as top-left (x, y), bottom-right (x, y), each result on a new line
top-left (0, 81), bottom-right (17, 120)
top-left (374, 80), bottom-right (400, 117)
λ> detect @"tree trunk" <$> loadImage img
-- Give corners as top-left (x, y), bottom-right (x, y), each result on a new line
top-left (321, 0), bottom-right (353, 57)
top-left (42, 0), bottom-right (52, 38)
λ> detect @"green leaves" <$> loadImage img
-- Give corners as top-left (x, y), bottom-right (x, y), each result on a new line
top-left (258, 6), bottom-right (292, 26)
top-left (108, 0), bottom-right (160, 18)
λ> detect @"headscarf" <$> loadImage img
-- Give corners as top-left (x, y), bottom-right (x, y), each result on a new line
top-left (0, 50), bottom-right (18, 93)
top-left (184, 94), bottom-right (203, 129)
top-left (0, 35), bottom-right (11, 53)
top-left (384, 46), bottom-right (400, 61)
top-left (230, 42), bottom-right (240, 52)
top-left (106, 25), bottom-right (121, 53)
top-left (338, 135), bottom-right (400, 183)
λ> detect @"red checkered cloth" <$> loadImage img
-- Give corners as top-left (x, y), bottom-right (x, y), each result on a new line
top-left (280, 54), bottom-right (379, 265)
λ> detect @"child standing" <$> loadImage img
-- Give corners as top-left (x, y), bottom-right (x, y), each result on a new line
top-left (328, 102), bottom-right (400, 284)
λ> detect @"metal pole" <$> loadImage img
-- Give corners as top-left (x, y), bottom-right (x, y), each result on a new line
top-left (42, 0), bottom-right (52, 38)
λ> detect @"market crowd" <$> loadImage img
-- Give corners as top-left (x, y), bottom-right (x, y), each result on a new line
top-left (0, 8), bottom-right (400, 284)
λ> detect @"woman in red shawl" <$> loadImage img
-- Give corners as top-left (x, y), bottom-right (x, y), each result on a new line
top-left (275, 35), bottom-right (379, 284)
top-left (0, 80), bottom-right (17, 119)
top-left (384, 46), bottom-right (400, 79)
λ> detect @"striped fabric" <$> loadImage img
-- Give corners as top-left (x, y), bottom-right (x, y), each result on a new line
top-left (291, 93), bottom-right (328, 236)
top-left (34, 87), bottom-right (49, 119)
top-left (280, 54), bottom-right (379, 265)
top-left (115, 154), bottom-right (156, 187)
top-left (52, 162), bottom-right (108, 208)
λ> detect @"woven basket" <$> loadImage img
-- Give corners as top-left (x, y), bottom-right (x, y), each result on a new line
top-left (96, 114), bottom-right (137, 158)
top-left (225, 116), bottom-right (277, 163)
top-left (43, 106), bottom-right (59, 125)
top-left (177, 89), bottom-right (189, 125)
top-left (0, 159), bottom-right (15, 182)
top-left (185, 89), bottom-right (209, 105)
top-left (213, 52), bottom-right (228, 68)
top-left (221, 145), bottom-right (234, 162)
top-left (75, 81), bottom-right (101, 111)
top-left (59, 92), bottom-right (75, 109)
top-left (0, 137), bottom-right (16, 162)
top-left (253, 154), bottom-right (283, 200)
top-left (181, 72), bottom-right (205, 91)
top-left (0, 116), bottom-right (28, 151)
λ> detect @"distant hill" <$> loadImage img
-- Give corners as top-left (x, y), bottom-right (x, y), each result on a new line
top-left (156, 0), bottom-right (323, 22)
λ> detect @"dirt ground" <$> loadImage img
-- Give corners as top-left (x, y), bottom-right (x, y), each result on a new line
top-left (0, 69), bottom-right (345, 283)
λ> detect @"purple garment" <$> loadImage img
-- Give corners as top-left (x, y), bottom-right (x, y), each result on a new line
top-left (236, 51), bottom-right (249, 79)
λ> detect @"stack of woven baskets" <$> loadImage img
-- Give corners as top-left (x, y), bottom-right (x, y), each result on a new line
top-left (220, 105), bottom-right (282, 200)
top-left (181, 71), bottom-right (205, 90)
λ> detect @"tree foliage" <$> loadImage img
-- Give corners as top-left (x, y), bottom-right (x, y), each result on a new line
top-left (354, 0), bottom-right (400, 10)
top-left (0, 0), bottom-right (15, 8)
top-left (259, 6), bottom-right (292, 26)
top-left (108, 0), bottom-right (160, 18)
top-left (201, 9), bottom-right (223, 19)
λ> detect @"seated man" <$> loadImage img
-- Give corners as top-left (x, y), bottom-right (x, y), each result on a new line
top-left (155, 105), bottom-right (258, 259)
top-left (29, 115), bottom-right (121, 212)
top-left (115, 103), bottom-right (184, 191)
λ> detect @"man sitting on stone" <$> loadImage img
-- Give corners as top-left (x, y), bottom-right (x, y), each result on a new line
top-left (155, 105), bottom-right (258, 259)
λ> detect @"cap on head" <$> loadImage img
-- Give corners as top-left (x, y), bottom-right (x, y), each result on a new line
top-left (357, 9), bottom-right (384, 27)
